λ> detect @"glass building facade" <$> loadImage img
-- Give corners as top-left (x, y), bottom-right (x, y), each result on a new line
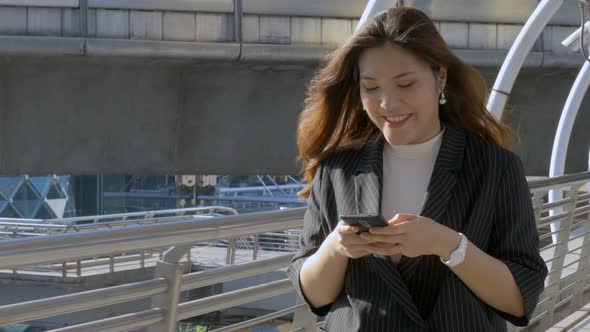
top-left (0, 176), bottom-right (74, 219)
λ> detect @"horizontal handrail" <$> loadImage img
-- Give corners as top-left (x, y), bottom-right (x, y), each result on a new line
top-left (198, 195), bottom-right (303, 203)
top-left (32, 252), bottom-right (155, 271)
top-left (51, 206), bottom-right (238, 225)
top-left (49, 307), bottom-right (164, 332)
top-left (0, 210), bottom-right (239, 237)
top-left (210, 304), bottom-right (306, 332)
top-left (217, 184), bottom-right (303, 193)
top-left (0, 217), bottom-right (43, 223)
top-left (542, 197), bottom-right (573, 210)
top-left (181, 254), bottom-right (293, 291)
top-left (0, 222), bottom-right (67, 228)
top-left (0, 208), bottom-right (305, 269)
top-left (177, 279), bottom-right (294, 320)
top-left (529, 171), bottom-right (590, 192)
top-left (0, 232), bottom-right (46, 238)
top-left (61, 215), bottom-right (220, 231)
top-left (0, 254), bottom-right (294, 326)
top-left (0, 278), bottom-right (168, 325)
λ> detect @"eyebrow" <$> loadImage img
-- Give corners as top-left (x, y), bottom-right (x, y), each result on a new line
top-left (360, 71), bottom-right (415, 80)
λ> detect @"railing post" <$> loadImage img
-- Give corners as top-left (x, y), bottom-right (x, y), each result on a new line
top-left (76, 260), bottom-right (81, 277)
top-left (524, 191), bottom-right (547, 332)
top-left (541, 183), bottom-right (582, 329)
top-left (292, 297), bottom-right (317, 332)
top-left (109, 256), bottom-right (115, 273)
top-left (141, 251), bottom-right (146, 269)
top-left (147, 245), bottom-right (191, 332)
top-left (186, 247), bottom-right (192, 263)
top-left (532, 191), bottom-right (545, 223)
top-left (572, 185), bottom-right (590, 308)
top-left (253, 234), bottom-right (260, 260)
top-left (226, 238), bottom-right (237, 264)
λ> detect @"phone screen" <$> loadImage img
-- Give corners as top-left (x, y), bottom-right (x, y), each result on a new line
top-left (340, 214), bottom-right (388, 232)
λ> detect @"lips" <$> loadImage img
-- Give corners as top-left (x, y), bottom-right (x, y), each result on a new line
top-left (384, 113), bottom-right (413, 128)
top-left (386, 114), bottom-right (412, 123)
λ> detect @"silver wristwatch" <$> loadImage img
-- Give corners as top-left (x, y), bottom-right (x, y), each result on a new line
top-left (440, 232), bottom-right (468, 268)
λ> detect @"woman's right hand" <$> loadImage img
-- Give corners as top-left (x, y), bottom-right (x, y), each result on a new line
top-left (325, 220), bottom-right (374, 259)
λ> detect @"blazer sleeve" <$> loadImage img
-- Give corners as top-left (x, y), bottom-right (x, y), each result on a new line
top-left (488, 153), bottom-right (548, 326)
top-left (286, 162), bottom-right (335, 316)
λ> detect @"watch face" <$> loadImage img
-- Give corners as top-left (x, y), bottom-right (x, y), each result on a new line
top-left (440, 233), bottom-right (467, 267)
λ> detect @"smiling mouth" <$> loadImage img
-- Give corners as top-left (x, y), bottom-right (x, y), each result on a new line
top-left (384, 114), bottom-right (413, 124)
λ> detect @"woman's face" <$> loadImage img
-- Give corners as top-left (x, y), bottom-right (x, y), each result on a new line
top-left (358, 43), bottom-right (446, 146)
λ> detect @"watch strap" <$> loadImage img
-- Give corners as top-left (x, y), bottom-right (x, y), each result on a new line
top-left (440, 232), bottom-right (468, 267)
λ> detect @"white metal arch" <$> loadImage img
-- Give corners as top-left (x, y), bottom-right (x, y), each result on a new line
top-left (356, 0), bottom-right (396, 31)
top-left (548, 62), bottom-right (590, 242)
top-left (486, 0), bottom-right (566, 120)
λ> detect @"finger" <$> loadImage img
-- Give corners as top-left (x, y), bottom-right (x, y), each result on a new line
top-left (337, 220), bottom-right (359, 234)
top-left (391, 213), bottom-right (418, 224)
top-left (360, 232), bottom-right (403, 244)
top-left (338, 232), bottom-right (373, 246)
top-left (368, 243), bottom-right (404, 256)
top-left (368, 224), bottom-right (404, 235)
top-left (343, 244), bottom-right (372, 257)
top-left (368, 242), bottom-right (396, 248)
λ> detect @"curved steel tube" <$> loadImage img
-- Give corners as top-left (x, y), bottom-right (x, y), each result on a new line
top-left (487, 0), bottom-right (564, 120)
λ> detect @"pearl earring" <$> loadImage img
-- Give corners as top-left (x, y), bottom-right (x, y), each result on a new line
top-left (439, 91), bottom-right (447, 105)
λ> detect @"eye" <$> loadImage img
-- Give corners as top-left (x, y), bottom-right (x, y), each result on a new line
top-left (399, 82), bottom-right (416, 88)
top-left (363, 86), bottom-right (379, 92)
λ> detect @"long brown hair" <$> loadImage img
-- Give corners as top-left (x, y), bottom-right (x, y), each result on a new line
top-left (297, 7), bottom-right (510, 198)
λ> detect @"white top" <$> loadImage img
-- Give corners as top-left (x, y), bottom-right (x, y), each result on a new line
top-left (381, 128), bottom-right (445, 263)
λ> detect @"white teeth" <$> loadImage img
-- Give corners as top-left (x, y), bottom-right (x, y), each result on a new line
top-left (387, 114), bottom-right (411, 123)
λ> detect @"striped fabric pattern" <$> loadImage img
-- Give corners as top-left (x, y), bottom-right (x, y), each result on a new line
top-left (287, 124), bottom-right (548, 331)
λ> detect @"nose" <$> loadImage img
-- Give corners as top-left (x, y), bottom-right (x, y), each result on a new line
top-left (379, 91), bottom-right (400, 112)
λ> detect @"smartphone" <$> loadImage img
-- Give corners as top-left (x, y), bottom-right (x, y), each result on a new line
top-left (340, 214), bottom-right (388, 232)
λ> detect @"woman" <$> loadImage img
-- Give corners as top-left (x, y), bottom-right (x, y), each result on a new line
top-left (287, 7), bottom-right (548, 332)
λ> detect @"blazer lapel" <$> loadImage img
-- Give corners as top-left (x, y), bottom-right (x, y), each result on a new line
top-left (354, 135), bottom-right (383, 215)
top-left (354, 134), bottom-right (427, 328)
top-left (397, 125), bottom-right (466, 280)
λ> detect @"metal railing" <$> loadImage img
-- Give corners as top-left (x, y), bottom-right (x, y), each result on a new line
top-left (0, 207), bottom-right (314, 331)
top-left (0, 206), bottom-right (302, 277)
top-left (1, 173), bottom-right (590, 331)
top-left (0, 206), bottom-right (238, 233)
top-left (52, 206), bottom-right (239, 225)
top-left (516, 172), bottom-right (590, 331)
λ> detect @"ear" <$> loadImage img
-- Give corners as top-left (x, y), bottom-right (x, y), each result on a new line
top-left (438, 66), bottom-right (448, 91)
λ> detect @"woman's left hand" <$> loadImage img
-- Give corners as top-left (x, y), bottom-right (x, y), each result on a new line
top-left (359, 213), bottom-right (460, 259)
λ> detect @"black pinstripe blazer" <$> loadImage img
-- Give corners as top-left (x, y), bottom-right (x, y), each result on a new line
top-left (287, 124), bottom-right (548, 331)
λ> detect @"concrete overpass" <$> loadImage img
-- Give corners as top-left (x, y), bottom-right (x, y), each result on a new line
top-left (1, 0), bottom-right (590, 175)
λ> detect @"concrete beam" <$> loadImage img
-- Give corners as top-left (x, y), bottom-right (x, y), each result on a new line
top-left (0, 34), bottom-right (585, 68)
top-left (0, 36), bottom-right (83, 55)
top-left (86, 39), bottom-right (240, 59)
top-left (240, 44), bottom-right (332, 62)
top-left (0, 57), bottom-right (587, 175)
top-left (0, 59), bottom-right (311, 175)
